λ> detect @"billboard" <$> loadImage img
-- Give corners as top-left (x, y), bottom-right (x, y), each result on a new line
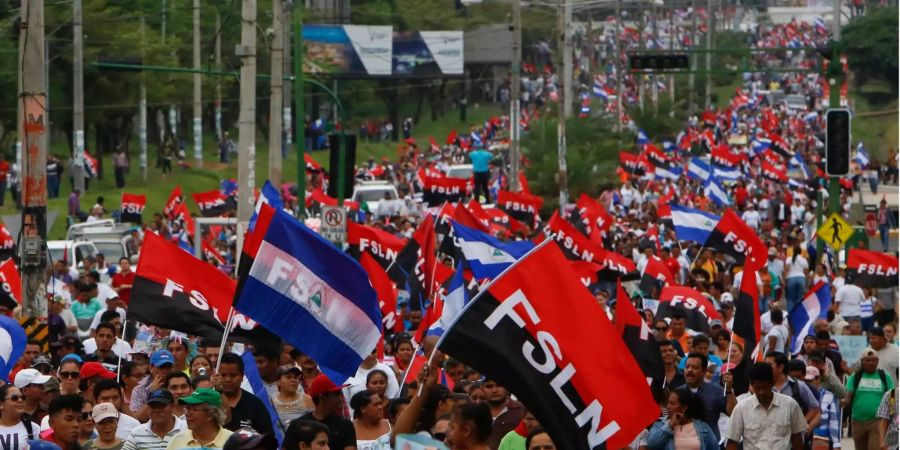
top-left (302, 25), bottom-right (393, 76)
top-left (392, 31), bottom-right (464, 77)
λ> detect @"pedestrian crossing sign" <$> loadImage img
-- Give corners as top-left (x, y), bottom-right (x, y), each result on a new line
top-left (817, 213), bottom-right (853, 249)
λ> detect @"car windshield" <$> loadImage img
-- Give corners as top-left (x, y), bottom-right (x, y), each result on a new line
top-left (48, 248), bottom-right (65, 264)
top-left (447, 167), bottom-right (473, 179)
top-left (94, 242), bottom-right (124, 261)
top-left (355, 189), bottom-right (396, 202)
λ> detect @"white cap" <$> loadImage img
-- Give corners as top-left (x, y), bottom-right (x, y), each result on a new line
top-left (92, 403), bottom-right (119, 422)
top-left (13, 369), bottom-right (51, 389)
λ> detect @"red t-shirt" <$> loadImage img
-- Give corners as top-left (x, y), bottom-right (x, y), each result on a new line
top-left (112, 271), bottom-right (135, 305)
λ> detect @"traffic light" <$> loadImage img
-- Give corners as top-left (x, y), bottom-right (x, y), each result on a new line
top-left (825, 109), bottom-right (851, 176)
top-left (629, 53), bottom-right (690, 73)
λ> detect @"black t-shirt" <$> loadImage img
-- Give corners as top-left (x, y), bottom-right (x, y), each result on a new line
top-left (226, 389), bottom-right (276, 438)
top-left (298, 411), bottom-right (356, 450)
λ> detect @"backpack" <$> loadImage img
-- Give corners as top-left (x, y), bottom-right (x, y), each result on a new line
top-left (21, 418), bottom-right (34, 440)
top-left (788, 379), bottom-right (810, 414)
top-left (851, 369), bottom-right (890, 398)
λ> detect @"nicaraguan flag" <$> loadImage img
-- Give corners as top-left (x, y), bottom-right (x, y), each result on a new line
top-left (670, 205), bottom-right (720, 244)
top-left (593, 81), bottom-right (609, 101)
top-left (813, 17), bottom-right (828, 33)
top-left (789, 282), bottom-right (831, 352)
top-left (453, 221), bottom-right (534, 280)
top-left (751, 136), bottom-right (771, 155)
top-left (704, 175), bottom-right (731, 207)
top-left (0, 315), bottom-right (26, 381)
top-left (663, 140), bottom-right (677, 153)
top-left (855, 143), bottom-right (870, 168)
top-left (687, 157), bottom-right (710, 181)
top-left (470, 131), bottom-right (483, 148)
top-left (637, 129), bottom-right (650, 145)
top-left (713, 162), bottom-right (742, 181)
top-left (426, 264), bottom-right (470, 338)
top-left (220, 179), bottom-right (239, 197)
top-left (803, 111), bottom-right (819, 123)
top-left (790, 152), bottom-right (811, 179)
top-left (240, 351), bottom-right (284, 443)
top-left (235, 209), bottom-right (381, 382)
top-left (250, 180), bottom-right (283, 231)
top-left (177, 235), bottom-right (194, 256)
top-left (655, 164), bottom-right (684, 181)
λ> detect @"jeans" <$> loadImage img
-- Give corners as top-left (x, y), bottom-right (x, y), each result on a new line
top-left (48, 175), bottom-right (60, 198)
top-left (473, 171), bottom-right (490, 202)
top-left (879, 225), bottom-right (890, 250)
top-left (786, 276), bottom-right (806, 312)
top-left (870, 176), bottom-right (878, 193)
top-left (114, 167), bottom-right (126, 188)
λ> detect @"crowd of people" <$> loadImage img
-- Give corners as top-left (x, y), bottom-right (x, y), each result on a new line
top-left (3, 5), bottom-right (896, 450)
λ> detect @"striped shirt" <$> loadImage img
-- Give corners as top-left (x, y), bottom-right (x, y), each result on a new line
top-left (724, 392), bottom-right (808, 450)
top-left (877, 389), bottom-right (898, 449)
top-left (121, 416), bottom-right (186, 450)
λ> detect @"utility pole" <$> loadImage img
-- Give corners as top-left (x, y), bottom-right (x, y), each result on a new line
top-left (215, 13), bottom-right (222, 141)
top-left (562, 0), bottom-right (573, 118)
top-left (638, 9), bottom-right (645, 112)
top-left (162, 0), bottom-right (167, 43)
top-left (73, 0), bottom-right (85, 193)
top-left (689, 0), bottom-right (697, 114)
top-left (615, 0), bottom-right (622, 132)
top-left (269, 0), bottom-right (284, 187)
top-left (651, 2), bottom-right (659, 114)
top-left (668, 6), bottom-right (675, 117)
top-left (509, 0), bottom-right (521, 191)
top-left (140, 17), bottom-right (148, 180)
top-left (20, 0), bottom-right (48, 319)
top-left (818, 0), bottom-right (843, 260)
top-left (704, 0), bottom-right (712, 109)
top-left (294, 2), bottom-right (306, 217)
top-left (282, 2), bottom-right (292, 150)
top-left (193, 0), bottom-right (203, 168)
top-left (556, 0), bottom-right (568, 210)
top-left (236, 0), bottom-right (257, 242)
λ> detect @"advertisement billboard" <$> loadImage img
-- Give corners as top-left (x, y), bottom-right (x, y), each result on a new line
top-left (392, 31), bottom-right (464, 77)
top-left (302, 25), bottom-right (393, 76)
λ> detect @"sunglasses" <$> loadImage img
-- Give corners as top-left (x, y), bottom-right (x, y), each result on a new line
top-left (4, 395), bottom-right (22, 402)
top-left (433, 432), bottom-right (446, 441)
top-left (59, 371), bottom-right (80, 379)
top-left (81, 412), bottom-right (92, 420)
top-left (655, 327), bottom-right (668, 332)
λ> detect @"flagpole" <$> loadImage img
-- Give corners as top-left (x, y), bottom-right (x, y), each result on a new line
top-left (433, 236), bottom-right (557, 354)
top-left (115, 319), bottom-right (128, 382)
top-left (215, 308), bottom-right (237, 372)
top-left (723, 329), bottom-right (734, 398)
top-left (398, 341), bottom-right (422, 388)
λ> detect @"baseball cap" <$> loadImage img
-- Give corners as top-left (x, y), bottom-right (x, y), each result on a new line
top-left (60, 354), bottom-right (83, 364)
top-left (25, 440), bottom-right (61, 450)
top-left (720, 293), bottom-right (734, 305)
top-left (146, 389), bottom-right (175, 405)
top-left (14, 369), bottom-right (51, 388)
top-left (710, 319), bottom-right (724, 328)
top-left (43, 377), bottom-right (60, 393)
top-left (178, 388), bottom-right (222, 408)
top-left (31, 355), bottom-right (53, 370)
top-left (276, 365), bottom-right (302, 377)
top-left (223, 428), bottom-right (278, 450)
top-left (308, 374), bottom-right (349, 397)
top-left (804, 366), bottom-right (820, 381)
top-left (80, 362), bottom-right (116, 380)
top-left (92, 403), bottom-right (119, 422)
top-left (861, 347), bottom-right (880, 359)
top-left (150, 350), bottom-right (175, 368)
top-left (51, 335), bottom-right (82, 351)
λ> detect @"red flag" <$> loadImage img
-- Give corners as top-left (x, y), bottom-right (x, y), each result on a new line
top-left (760, 160), bottom-right (788, 183)
top-left (0, 259), bottom-right (22, 309)
top-left (656, 286), bottom-right (724, 334)
top-left (428, 136), bottom-right (440, 153)
top-left (705, 209), bottom-right (767, 270)
top-left (847, 249), bottom-right (899, 288)
top-left (460, 201), bottom-right (492, 232)
top-left (360, 252), bottom-right (403, 333)
top-left (387, 215), bottom-right (436, 308)
top-left (201, 240), bottom-right (226, 266)
top-left (164, 186), bottom-right (183, 219)
top-left (542, 210), bottom-right (604, 264)
top-left (497, 190), bottom-right (543, 229)
top-left (446, 129), bottom-right (458, 145)
top-left (120, 193), bottom-right (147, 224)
top-left (616, 280), bottom-right (664, 382)
top-left (304, 153), bottom-right (322, 172)
top-left (733, 265), bottom-right (761, 360)
top-left (639, 256), bottom-right (675, 299)
top-left (438, 242), bottom-right (659, 449)
top-left (346, 222), bottom-right (406, 269)
top-left (518, 171), bottom-right (531, 195)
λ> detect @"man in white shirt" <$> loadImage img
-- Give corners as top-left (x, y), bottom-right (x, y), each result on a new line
top-left (89, 294), bottom-right (127, 331)
top-left (765, 309), bottom-right (789, 354)
top-left (725, 362), bottom-right (807, 450)
top-left (742, 206), bottom-right (761, 232)
top-left (835, 281), bottom-right (866, 322)
top-left (95, 378), bottom-right (142, 439)
top-left (343, 351), bottom-right (400, 405)
top-left (122, 389), bottom-right (186, 450)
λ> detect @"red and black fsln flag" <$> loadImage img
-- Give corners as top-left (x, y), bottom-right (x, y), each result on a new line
top-left (120, 193), bottom-right (146, 224)
top-left (615, 280), bottom-right (664, 383)
top-left (387, 215), bottom-right (436, 310)
top-left (704, 209), bottom-right (767, 269)
top-left (846, 249), bottom-right (899, 288)
top-left (438, 242), bottom-right (659, 450)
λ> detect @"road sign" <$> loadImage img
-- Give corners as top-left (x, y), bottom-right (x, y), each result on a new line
top-left (320, 205), bottom-right (347, 244)
top-left (817, 212), bottom-right (854, 249)
top-left (865, 212), bottom-right (877, 237)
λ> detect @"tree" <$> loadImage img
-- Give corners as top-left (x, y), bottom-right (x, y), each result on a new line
top-left (842, 7), bottom-right (899, 95)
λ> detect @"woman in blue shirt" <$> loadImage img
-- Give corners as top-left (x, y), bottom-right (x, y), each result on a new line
top-left (647, 389), bottom-right (719, 450)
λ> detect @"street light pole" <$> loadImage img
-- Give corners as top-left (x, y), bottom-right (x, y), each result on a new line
top-left (294, 1), bottom-right (306, 216)
top-left (509, 0), bottom-right (522, 192)
top-left (193, 0), bottom-right (203, 168)
top-left (236, 0), bottom-right (257, 252)
top-left (269, 0), bottom-right (284, 188)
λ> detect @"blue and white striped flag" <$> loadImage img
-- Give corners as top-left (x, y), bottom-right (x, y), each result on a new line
top-left (637, 129), bottom-right (650, 145)
top-left (855, 143), bottom-right (870, 168)
top-left (790, 152), bottom-right (811, 179)
top-left (249, 180), bottom-right (283, 231)
top-left (670, 205), bottom-right (720, 244)
top-left (704, 175), bottom-right (731, 207)
top-left (235, 209), bottom-right (382, 382)
top-left (655, 164), bottom-right (684, 181)
top-left (713, 162), bottom-right (742, 181)
top-left (687, 157), bottom-right (711, 181)
top-left (453, 221), bottom-right (534, 280)
top-left (425, 264), bottom-right (470, 338)
top-left (593, 81), bottom-right (610, 101)
top-left (0, 316), bottom-right (25, 381)
top-left (751, 136), bottom-right (771, 155)
top-left (788, 282), bottom-right (831, 352)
